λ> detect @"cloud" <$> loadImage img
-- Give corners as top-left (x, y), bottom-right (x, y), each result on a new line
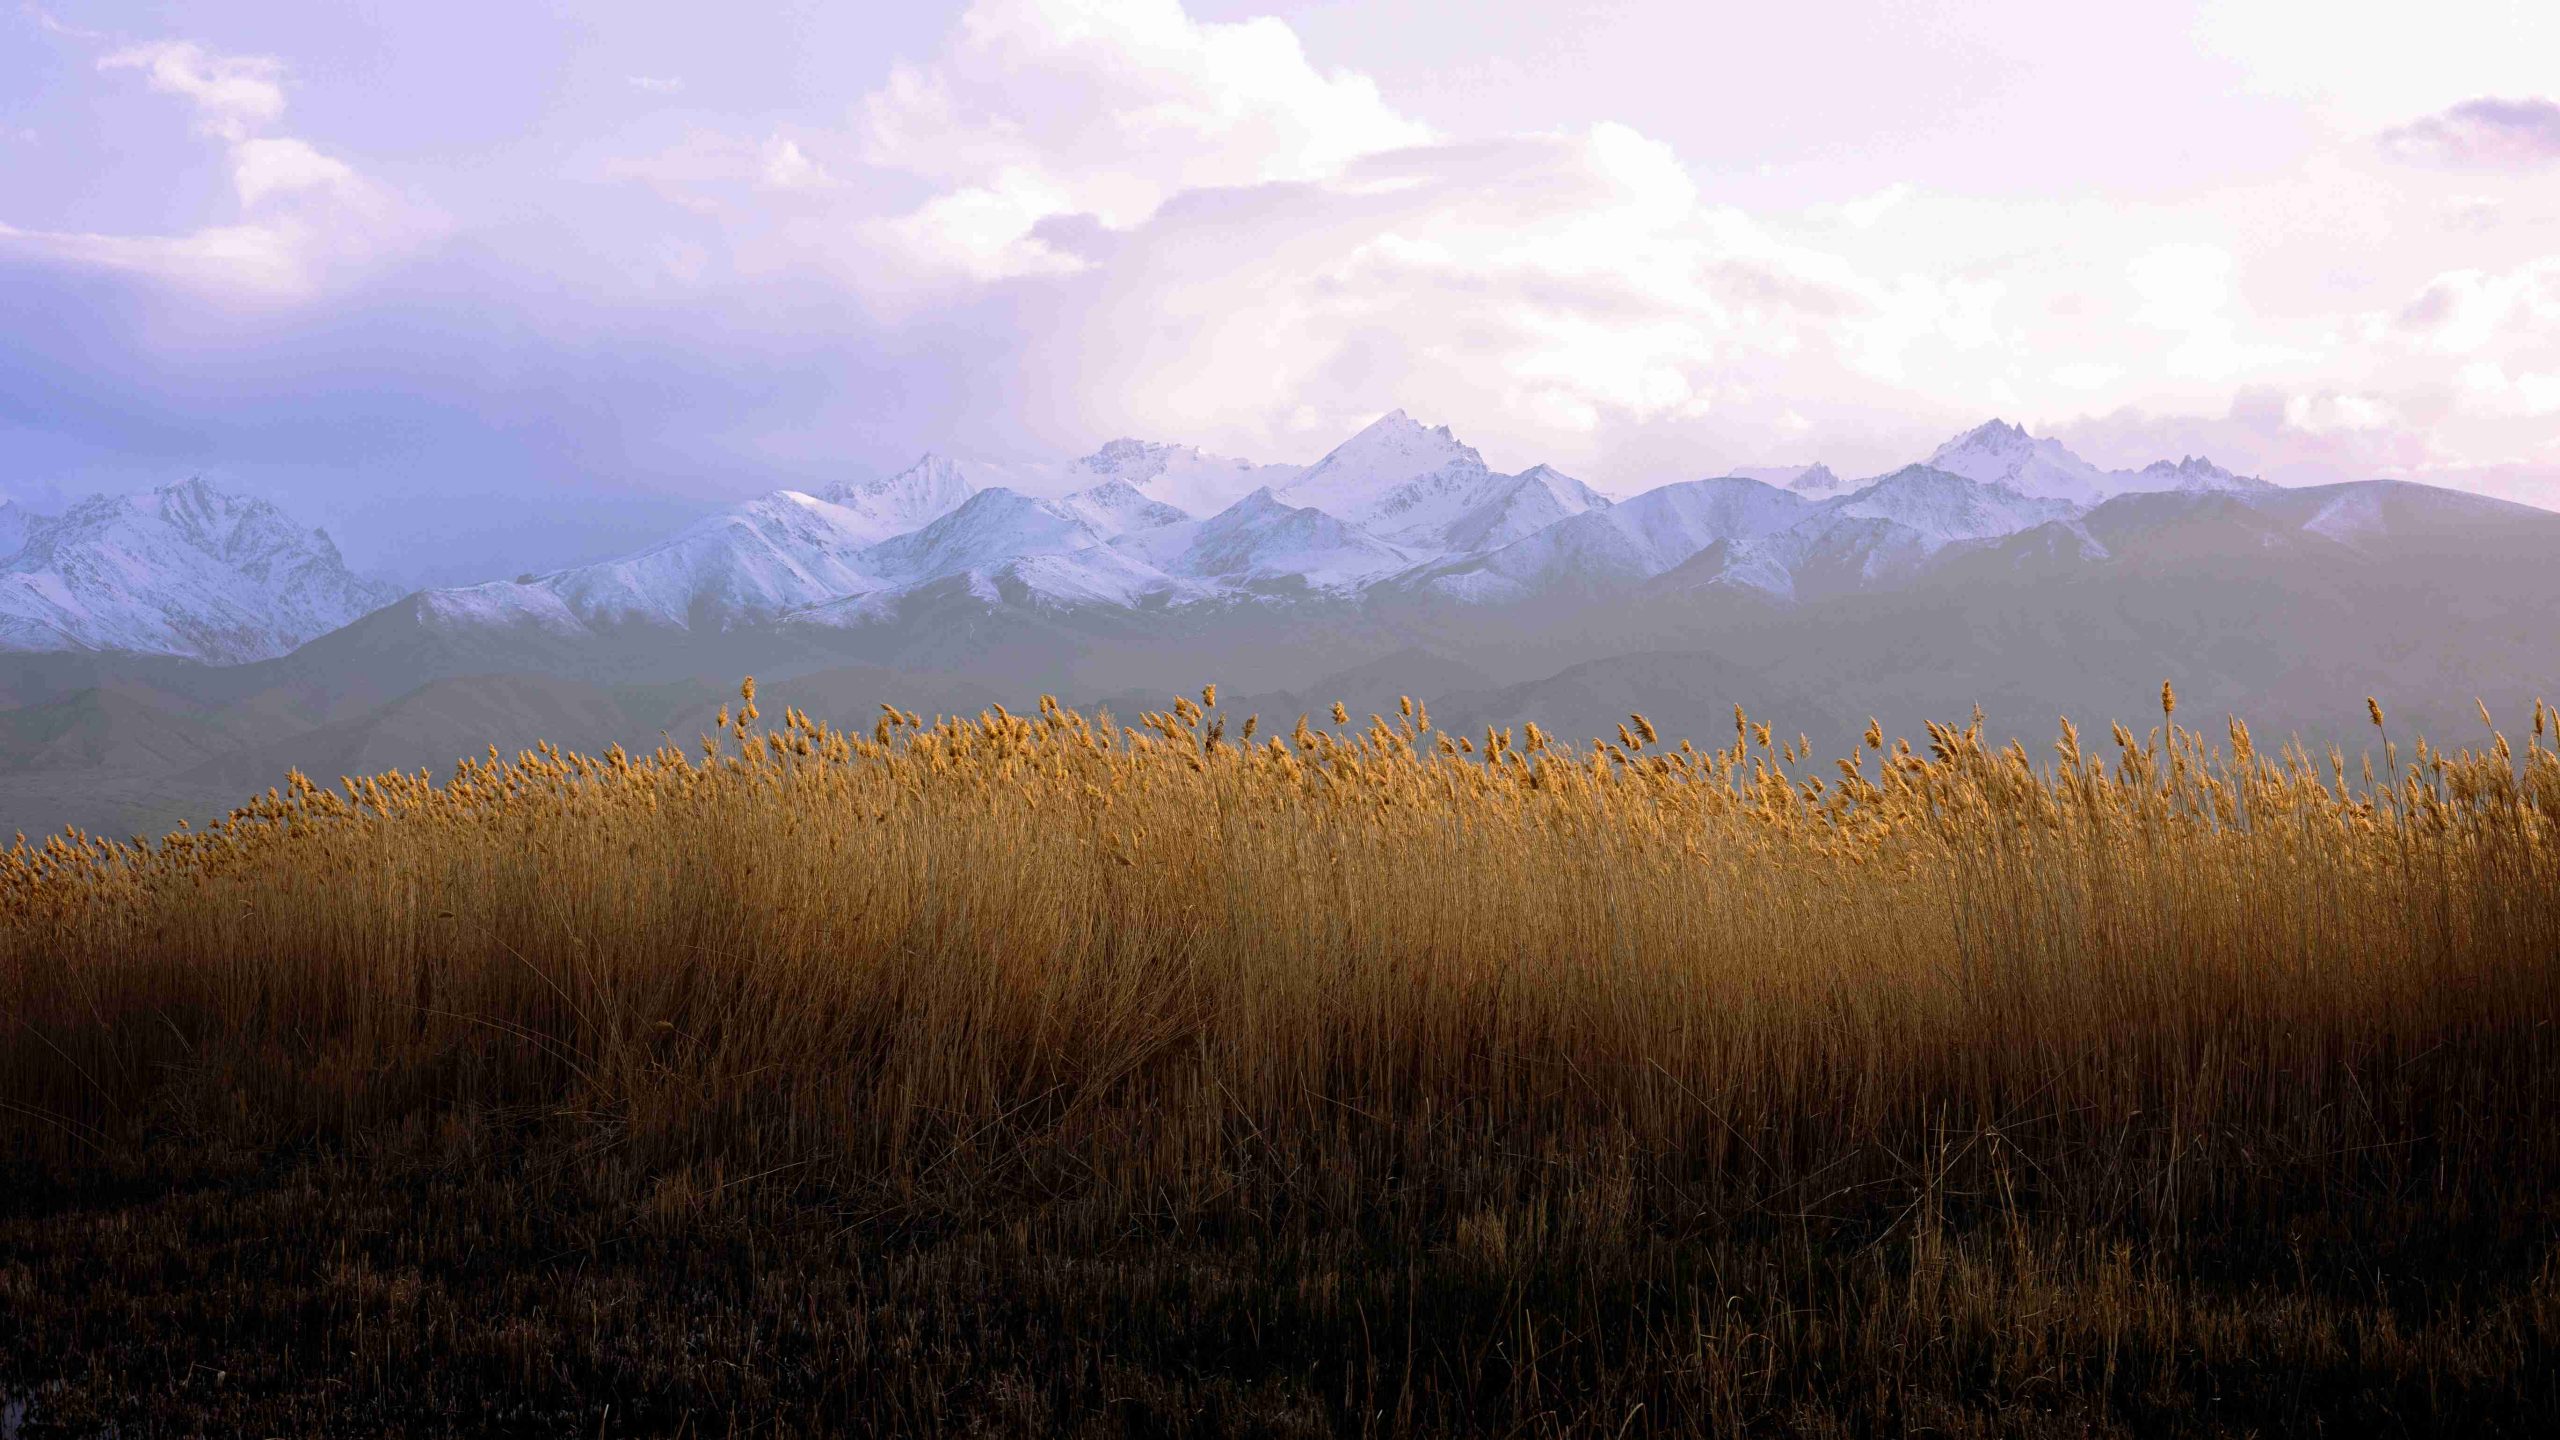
top-left (12, 0), bottom-right (2560, 564)
top-left (1832, 183), bottom-right (1914, 230)
top-left (3, 36), bottom-right (415, 300)
top-left (600, 1), bottom-right (2036, 461)
top-left (851, 0), bottom-right (1434, 278)
top-left (2386, 259), bottom-right (2560, 355)
top-left (2379, 96), bottom-right (2560, 169)
top-left (2122, 243), bottom-right (2307, 383)
top-left (99, 40), bottom-right (287, 141)
top-left (758, 137), bottom-right (834, 193)
top-left (627, 75), bottom-right (686, 95)
top-left (231, 136), bottom-right (360, 207)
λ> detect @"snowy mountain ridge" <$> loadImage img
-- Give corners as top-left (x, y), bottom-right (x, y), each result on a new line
top-left (0, 478), bottom-right (395, 663)
top-left (0, 413), bottom-right (2510, 665)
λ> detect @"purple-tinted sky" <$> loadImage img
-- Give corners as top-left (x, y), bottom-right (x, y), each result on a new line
top-left (3, 0), bottom-right (2556, 583)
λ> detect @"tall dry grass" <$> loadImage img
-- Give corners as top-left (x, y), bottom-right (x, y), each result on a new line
top-left (4, 681), bottom-right (2559, 1433)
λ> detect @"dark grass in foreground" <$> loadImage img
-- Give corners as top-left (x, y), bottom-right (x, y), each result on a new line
top-left (4, 685), bottom-right (2559, 1435)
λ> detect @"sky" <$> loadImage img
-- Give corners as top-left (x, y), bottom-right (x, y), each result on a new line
top-left (3, 0), bottom-right (2557, 584)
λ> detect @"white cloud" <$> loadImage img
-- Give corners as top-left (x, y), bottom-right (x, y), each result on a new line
top-left (1833, 182), bottom-right (1914, 229)
top-left (2124, 243), bottom-right (2305, 382)
top-left (759, 136), bottom-right (833, 192)
top-left (1, 37), bottom-right (414, 300)
top-left (2283, 391), bottom-right (2398, 434)
top-left (852, 0), bottom-right (1433, 276)
top-left (100, 40), bottom-right (286, 141)
top-left (2457, 361), bottom-right (2560, 417)
top-left (628, 75), bottom-right (686, 95)
top-left (2388, 259), bottom-right (2560, 355)
top-left (231, 136), bottom-right (359, 207)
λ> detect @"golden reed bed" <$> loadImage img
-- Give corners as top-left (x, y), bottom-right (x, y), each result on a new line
top-left (4, 681), bottom-right (2557, 1435)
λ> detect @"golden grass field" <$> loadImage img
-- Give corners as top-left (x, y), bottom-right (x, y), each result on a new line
top-left (4, 680), bottom-right (2558, 1435)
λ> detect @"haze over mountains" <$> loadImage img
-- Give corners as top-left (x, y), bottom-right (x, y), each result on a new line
top-left (4, 411), bottom-right (2556, 840)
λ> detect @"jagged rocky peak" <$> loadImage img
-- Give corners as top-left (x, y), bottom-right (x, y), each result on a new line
top-left (1279, 409), bottom-right (1494, 530)
top-left (0, 475), bottom-right (394, 663)
top-left (1077, 438), bottom-right (1188, 484)
top-left (1311, 410), bottom-right (1484, 478)
top-left (825, 453), bottom-right (968, 502)
top-left (1953, 418), bottom-right (2031, 446)
top-left (2138, 455), bottom-right (2271, 491)
top-left (1926, 419), bottom-right (2047, 473)
top-left (1789, 464), bottom-right (1846, 496)
top-left (1924, 418), bottom-right (2112, 504)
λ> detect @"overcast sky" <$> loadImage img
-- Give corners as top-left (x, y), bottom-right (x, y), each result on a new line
top-left (4, 0), bottom-right (2556, 582)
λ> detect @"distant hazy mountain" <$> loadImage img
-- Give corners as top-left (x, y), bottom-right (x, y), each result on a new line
top-left (1405, 477), bottom-right (1811, 602)
top-left (1823, 465), bottom-right (2082, 544)
top-left (1728, 463), bottom-right (1850, 498)
top-left (0, 478), bottom-right (393, 663)
top-left (1116, 488), bottom-right (1415, 593)
top-left (0, 411), bottom-right (2539, 735)
top-left (520, 490), bottom-right (888, 629)
top-left (2129, 455), bottom-right (2273, 494)
top-left (1924, 419), bottom-right (2118, 504)
top-left (0, 499), bottom-right (43, 562)
top-left (818, 454), bottom-right (978, 541)
top-left (1053, 479), bottom-right (1191, 539)
top-left (1064, 438), bottom-right (1301, 517)
top-left (1272, 414), bottom-right (1613, 555)
top-left (9, 458), bottom-right (2559, 844)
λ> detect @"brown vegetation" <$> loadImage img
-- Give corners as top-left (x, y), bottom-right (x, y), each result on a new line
top-left (4, 681), bottom-right (2558, 1435)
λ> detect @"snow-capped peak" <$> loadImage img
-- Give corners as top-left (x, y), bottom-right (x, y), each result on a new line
top-left (820, 453), bottom-right (976, 543)
top-left (2129, 455), bottom-right (2273, 493)
top-left (0, 477), bottom-right (395, 663)
top-left (512, 488), bottom-right (888, 629)
top-left (1056, 478), bottom-right (1190, 539)
top-left (1068, 437), bottom-right (1301, 516)
top-left (1924, 420), bottom-right (2112, 504)
top-left (860, 487), bottom-right (1104, 586)
top-left (1279, 410), bottom-right (1488, 525)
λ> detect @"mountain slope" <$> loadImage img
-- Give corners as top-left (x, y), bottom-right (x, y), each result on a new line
top-left (1278, 411), bottom-right (1488, 525)
top-left (1065, 439), bottom-right (1300, 517)
top-left (1117, 488), bottom-right (1414, 594)
top-left (0, 500), bottom-right (42, 562)
top-left (1407, 477), bottom-right (1810, 601)
top-left (818, 454), bottom-right (977, 542)
top-left (1368, 462), bottom-right (1612, 553)
top-left (860, 489), bottom-right (1107, 585)
top-left (532, 490), bottom-right (889, 628)
top-left (0, 478), bottom-right (394, 664)
top-left (1821, 466), bottom-right (2082, 544)
top-left (1055, 479), bottom-right (1190, 539)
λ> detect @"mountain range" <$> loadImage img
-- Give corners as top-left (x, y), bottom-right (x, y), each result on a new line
top-left (4, 414), bottom-right (2555, 841)
top-left (0, 415), bottom-right (2330, 671)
